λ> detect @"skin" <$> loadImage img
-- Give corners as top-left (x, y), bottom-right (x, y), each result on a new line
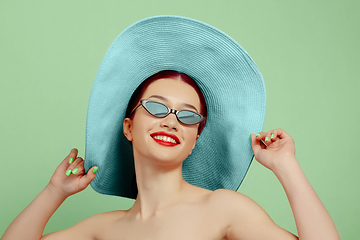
top-left (1, 78), bottom-right (340, 240)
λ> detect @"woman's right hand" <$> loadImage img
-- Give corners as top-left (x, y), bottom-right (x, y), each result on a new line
top-left (47, 148), bottom-right (98, 198)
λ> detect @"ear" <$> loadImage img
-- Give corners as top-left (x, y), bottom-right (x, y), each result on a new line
top-left (123, 118), bottom-right (133, 141)
top-left (189, 134), bottom-right (200, 155)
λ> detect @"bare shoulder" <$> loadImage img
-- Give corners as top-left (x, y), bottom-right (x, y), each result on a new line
top-left (84, 209), bottom-right (128, 227)
top-left (207, 189), bottom-right (261, 213)
top-left (207, 189), bottom-right (297, 240)
top-left (41, 210), bottom-right (128, 240)
top-left (205, 189), bottom-right (268, 219)
top-left (92, 209), bottom-right (128, 221)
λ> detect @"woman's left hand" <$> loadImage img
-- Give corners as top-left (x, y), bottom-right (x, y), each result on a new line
top-left (250, 129), bottom-right (296, 172)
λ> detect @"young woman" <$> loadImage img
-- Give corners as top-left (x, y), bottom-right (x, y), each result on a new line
top-left (1, 16), bottom-right (340, 240)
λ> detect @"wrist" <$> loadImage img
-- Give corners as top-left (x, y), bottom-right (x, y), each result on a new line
top-left (45, 183), bottom-right (69, 202)
top-left (271, 156), bottom-right (302, 180)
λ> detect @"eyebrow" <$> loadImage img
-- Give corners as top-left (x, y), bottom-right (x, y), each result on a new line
top-left (148, 95), bottom-right (199, 112)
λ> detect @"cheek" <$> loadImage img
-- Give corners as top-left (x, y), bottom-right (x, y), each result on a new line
top-left (131, 114), bottom-right (156, 139)
top-left (183, 126), bottom-right (199, 142)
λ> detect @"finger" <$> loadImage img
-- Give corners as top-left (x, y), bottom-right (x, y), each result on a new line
top-left (254, 132), bottom-right (265, 139)
top-left (254, 132), bottom-right (270, 148)
top-left (276, 128), bottom-right (290, 139)
top-left (262, 130), bottom-right (282, 148)
top-left (268, 129), bottom-right (290, 142)
top-left (74, 160), bottom-right (86, 175)
top-left (68, 148), bottom-right (78, 161)
top-left (68, 157), bottom-right (85, 175)
top-left (63, 148), bottom-right (78, 165)
top-left (263, 131), bottom-right (273, 146)
top-left (58, 148), bottom-right (78, 173)
top-left (78, 166), bottom-right (98, 189)
top-left (250, 134), bottom-right (262, 155)
top-left (270, 132), bottom-right (277, 142)
top-left (69, 156), bottom-right (83, 168)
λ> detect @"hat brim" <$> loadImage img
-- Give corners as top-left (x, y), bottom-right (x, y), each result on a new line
top-left (85, 15), bottom-right (266, 199)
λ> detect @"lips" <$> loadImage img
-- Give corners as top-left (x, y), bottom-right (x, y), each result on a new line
top-left (150, 131), bottom-right (180, 147)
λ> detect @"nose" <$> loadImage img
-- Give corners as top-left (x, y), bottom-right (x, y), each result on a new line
top-left (160, 113), bottom-right (179, 131)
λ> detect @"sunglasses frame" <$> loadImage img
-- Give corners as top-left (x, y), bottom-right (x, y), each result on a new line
top-left (130, 99), bottom-right (206, 125)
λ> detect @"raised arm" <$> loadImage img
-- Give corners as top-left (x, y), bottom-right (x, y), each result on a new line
top-left (249, 129), bottom-right (340, 240)
top-left (1, 149), bottom-right (98, 240)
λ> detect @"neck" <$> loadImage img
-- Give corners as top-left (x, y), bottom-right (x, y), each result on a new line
top-left (129, 152), bottom-right (189, 220)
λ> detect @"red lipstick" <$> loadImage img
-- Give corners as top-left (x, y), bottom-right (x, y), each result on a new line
top-left (150, 131), bottom-right (180, 147)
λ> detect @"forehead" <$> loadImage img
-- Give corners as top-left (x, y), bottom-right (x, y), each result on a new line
top-left (141, 78), bottom-right (201, 109)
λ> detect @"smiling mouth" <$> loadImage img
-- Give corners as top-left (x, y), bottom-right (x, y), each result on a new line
top-left (152, 135), bottom-right (177, 143)
top-left (150, 132), bottom-right (180, 147)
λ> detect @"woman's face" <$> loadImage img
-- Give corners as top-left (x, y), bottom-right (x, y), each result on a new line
top-left (123, 78), bottom-right (201, 165)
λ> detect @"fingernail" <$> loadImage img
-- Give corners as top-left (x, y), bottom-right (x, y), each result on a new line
top-left (256, 133), bottom-right (260, 137)
top-left (271, 134), bottom-right (274, 139)
top-left (66, 169), bottom-right (72, 176)
top-left (265, 137), bottom-right (269, 142)
top-left (72, 168), bottom-right (78, 174)
top-left (93, 167), bottom-right (98, 174)
top-left (69, 157), bottom-right (73, 164)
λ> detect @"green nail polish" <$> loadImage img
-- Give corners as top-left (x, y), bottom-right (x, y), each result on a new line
top-left (265, 137), bottom-right (269, 142)
top-left (72, 168), bottom-right (78, 174)
top-left (256, 133), bottom-right (260, 137)
top-left (93, 167), bottom-right (98, 174)
top-left (69, 157), bottom-right (73, 164)
top-left (271, 134), bottom-right (274, 139)
top-left (66, 169), bottom-right (72, 176)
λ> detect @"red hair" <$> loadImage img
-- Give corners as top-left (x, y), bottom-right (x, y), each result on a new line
top-left (126, 70), bottom-right (207, 134)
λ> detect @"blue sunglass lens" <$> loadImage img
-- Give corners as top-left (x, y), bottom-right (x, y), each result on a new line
top-left (145, 101), bottom-right (168, 117)
top-left (177, 110), bottom-right (202, 125)
top-left (144, 101), bottom-right (202, 125)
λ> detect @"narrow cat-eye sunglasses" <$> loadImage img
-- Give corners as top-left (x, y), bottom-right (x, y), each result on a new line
top-left (130, 100), bottom-right (206, 125)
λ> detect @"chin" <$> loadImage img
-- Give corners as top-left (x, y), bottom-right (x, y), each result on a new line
top-left (150, 149), bottom-right (188, 167)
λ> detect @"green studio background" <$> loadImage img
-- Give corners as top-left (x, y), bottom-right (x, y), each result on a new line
top-left (0, 0), bottom-right (359, 239)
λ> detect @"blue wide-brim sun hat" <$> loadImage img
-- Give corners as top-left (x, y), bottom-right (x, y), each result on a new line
top-left (85, 15), bottom-right (266, 199)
